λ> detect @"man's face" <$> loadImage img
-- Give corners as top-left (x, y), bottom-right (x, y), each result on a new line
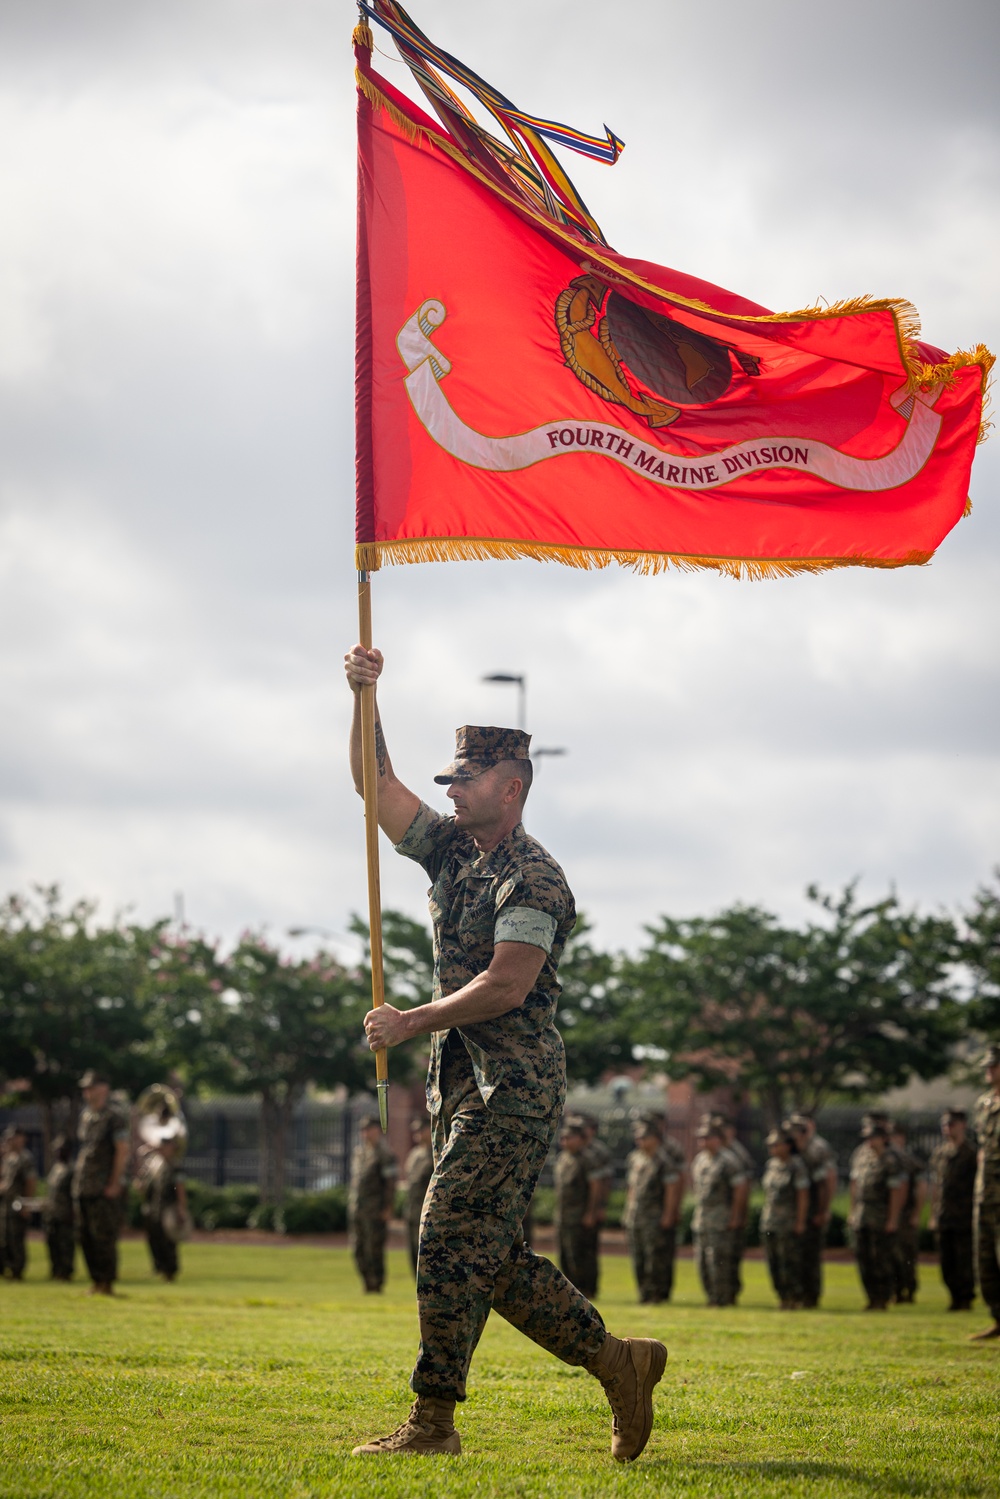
top-left (83, 1083), bottom-right (109, 1110)
top-left (362, 1124), bottom-right (381, 1145)
top-left (701, 1132), bottom-right (722, 1156)
top-left (942, 1117), bottom-right (966, 1143)
top-left (446, 765), bottom-right (520, 834)
top-left (561, 1131), bottom-right (585, 1155)
top-left (868, 1134), bottom-right (886, 1155)
top-left (637, 1132), bottom-right (659, 1156)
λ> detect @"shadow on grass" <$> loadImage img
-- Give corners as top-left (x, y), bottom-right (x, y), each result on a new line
top-left (645, 1459), bottom-right (991, 1497)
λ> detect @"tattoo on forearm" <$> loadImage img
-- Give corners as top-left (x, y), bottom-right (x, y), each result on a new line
top-left (374, 718), bottom-right (387, 777)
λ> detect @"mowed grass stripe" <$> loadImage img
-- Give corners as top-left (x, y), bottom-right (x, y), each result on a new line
top-left (1, 1241), bottom-right (998, 1498)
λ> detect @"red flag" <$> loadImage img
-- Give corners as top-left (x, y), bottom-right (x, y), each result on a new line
top-left (355, 21), bottom-right (991, 579)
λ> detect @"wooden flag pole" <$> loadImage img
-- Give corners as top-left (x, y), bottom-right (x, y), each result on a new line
top-left (357, 569), bottom-right (389, 1132)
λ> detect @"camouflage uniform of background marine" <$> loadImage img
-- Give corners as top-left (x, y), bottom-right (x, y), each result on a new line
top-left (760, 1143), bottom-right (809, 1307)
top-left (0, 1130), bottom-right (36, 1280)
top-left (391, 730), bottom-right (611, 1408)
top-left (890, 1131), bottom-right (925, 1304)
top-left (794, 1123), bottom-right (838, 1308)
top-left (849, 1135), bottom-right (905, 1309)
top-left (73, 1090), bottom-right (131, 1289)
top-left (578, 1116), bottom-right (613, 1299)
top-left (710, 1114), bottom-right (754, 1301)
top-left (929, 1117), bottom-right (977, 1311)
top-left (554, 1118), bottom-right (592, 1297)
top-left (349, 1120), bottom-right (398, 1293)
top-left (403, 1124), bottom-right (435, 1276)
top-left (43, 1137), bottom-right (76, 1280)
top-left (623, 1132), bottom-right (682, 1304)
top-left (140, 1152), bottom-right (185, 1280)
top-left (973, 1058), bottom-right (1000, 1328)
top-left (691, 1139), bottom-right (748, 1307)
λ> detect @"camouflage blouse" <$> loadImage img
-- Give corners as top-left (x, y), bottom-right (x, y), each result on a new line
top-left (974, 1090), bottom-right (1000, 1210)
top-left (760, 1153), bottom-right (810, 1233)
top-left (395, 802), bottom-right (576, 1139)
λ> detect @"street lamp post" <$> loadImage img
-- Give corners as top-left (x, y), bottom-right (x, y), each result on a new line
top-left (531, 747), bottom-right (568, 774)
top-left (481, 672), bottom-right (526, 732)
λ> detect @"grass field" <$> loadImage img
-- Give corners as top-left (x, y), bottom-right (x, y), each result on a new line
top-left (2, 1240), bottom-right (998, 1499)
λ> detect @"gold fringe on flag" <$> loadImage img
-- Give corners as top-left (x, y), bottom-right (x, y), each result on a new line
top-left (355, 538), bottom-right (934, 581)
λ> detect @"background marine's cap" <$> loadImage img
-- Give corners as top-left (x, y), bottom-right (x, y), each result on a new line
top-left (359, 1113), bottom-right (381, 1130)
top-left (434, 725), bottom-right (531, 784)
top-left (984, 1043), bottom-right (1000, 1068)
top-left (78, 1069), bottom-right (108, 1089)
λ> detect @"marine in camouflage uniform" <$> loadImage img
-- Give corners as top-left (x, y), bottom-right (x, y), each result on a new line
top-left (691, 1122), bottom-right (749, 1307)
top-left (709, 1113), bottom-right (754, 1301)
top-left (349, 1114), bottom-right (398, 1293)
top-left (43, 1135), bottom-right (76, 1281)
top-left (138, 1138), bottom-right (188, 1280)
top-left (970, 1045), bottom-right (1000, 1341)
top-left (0, 1125), bottom-right (37, 1280)
top-left (849, 1124), bottom-right (906, 1310)
top-left (760, 1130), bottom-right (809, 1308)
top-left (786, 1113), bottom-right (838, 1308)
top-left (72, 1070), bottom-right (131, 1294)
top-left (889, 1123), bottom-right (925, 1304)
top-left (623, 1121), bottom-right (683, 1304)
top-left (344, 672), bottom-right (665, 1460)
top-left (929, 1107), bottom-right (977, 1311)
top-left (553, 1116), bottom-right (592, 1296)
top-left (403, 1117), bottom-right (435, 1276)
top-left (578, 1113), bottom-right (613, 1300)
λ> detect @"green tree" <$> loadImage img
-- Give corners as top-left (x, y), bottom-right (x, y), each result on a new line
top-left (963, 873), bottom-right (1000, 1040)
top-left (0, 886), bottom-right (157, 1151)
top-left (556, 917), bottom-right (634, 1084)
top-left (217, 937), bottom-right (372, 1202)
top-left (626, 885), bottom-right (961, 1124)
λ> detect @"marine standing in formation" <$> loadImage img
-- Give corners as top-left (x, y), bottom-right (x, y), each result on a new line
top-left (72, 1069), bottom-right (131, 1295)
top-left (622, 1118), bottom-right (683, 1305)
top-left (0, 1124), bottom-right (37, 1281)
top-left (889, 1121), bottom-right (925, 1304)
top-left (928, 1106), bottom-right (977, 1312)
top-left (348, 1113), bottom-right (398, 1294)
top-left (970, 1044), bottom-right (1000, 1341)
top-left (553, 1115), bottom-right (592, 1296)
top-left (137, 1135), bottom-right (189, 1281)
top-left (691, 1118), bottom-right (749, 1307)
top-left (345, 642), bottom-right (666, 1462)
top-left (710, 1113), bottom-right (754, 1300)
top-left (849, 1122), bottom-right (906, 1310)
top-left (578, 1112), bottom-right (612, 1299)
top-left (402, 1117), bottom-right (434, 1277)
top-left (43, 1135), bottom-right (76, 1281)
top-left (785, 1113), bottom-right (838, 1308)
top-left (760, 1128), bottom-right (809, 1309)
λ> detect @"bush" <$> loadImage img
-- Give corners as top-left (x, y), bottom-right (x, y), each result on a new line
top-left (281, 1189), bottom-right (348, 1235)
top-left (186, 1183), bottom-right (260, 1231)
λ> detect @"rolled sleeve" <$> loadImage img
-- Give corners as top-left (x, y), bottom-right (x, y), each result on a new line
top-left (393, 802), bottom-right (456, 875)
top-left (494, 905), bottom-right (558, 952)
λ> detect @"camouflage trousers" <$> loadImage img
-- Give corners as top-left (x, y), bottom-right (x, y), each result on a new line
top-left (892, 1224), bottom-right (919, 1301)
top-left (975, 1201), bottom-right (1000, 1319)
top-left (0, 1203), bottom-right (28, 1278)
top-left (147, 1219), bottom-right (179, 1278)
top-left (415, 1104), bottom-right (607, 1401)
top-left (627, 1219), bottom-right (675, 1304)
top-left (763, 1229), bottom-right (804, 1305)
top-left (695, 1227), bottom-right (737, 1306)
top-left (854, 1224), bottom-right (895, 1307)
top-left (351, 1209), bottom-right (387, 1292)
top-left (937, 1227), bottom-right (975, 1308)
top-left (76, 1195), bottom-right (121, 1285)
top-left (799, 1221), bottom-right (825, 1307)
top-left (46, 1220), bottom-right (76, 1280)
top-left (556, 1219), bottom-right (600, 1300)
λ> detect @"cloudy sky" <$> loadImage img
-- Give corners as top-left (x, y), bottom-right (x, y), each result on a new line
top-left (0, 0), bottom-right (997, 960)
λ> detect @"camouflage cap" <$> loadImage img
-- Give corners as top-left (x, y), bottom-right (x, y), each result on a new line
top-left (410, 1116), bottom-right (431, 1133)
top-left (696, 1121), bottom-right (723, 1140)
top-left (786, 1113), bottom-right (812, 1131)
top-left (433, 725), bottom-right (532, 784)
top-left (1, 1123), bottom-right (26, 1142)
top-left (941, 1107), bottom-right (967, 1123)
top-left (862, 1123), bottom-right (888, 1140)
top-left (78, 1068), bottom-right (109, 1089)
top-left (983, 1042), bottom-right (1000, 1068)
top-left (633, 1116), bottom-right (661, 1140)
top-left (766, 1128), bottom-right (793, 1148)
top-left (560, 1114), bottom-right (587, 1136)
top-left (359, 1113), bottom-right (381, 1130)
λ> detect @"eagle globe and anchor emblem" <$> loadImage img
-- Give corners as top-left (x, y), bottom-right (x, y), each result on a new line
top-left (554, 270), bottom-right (760, 428)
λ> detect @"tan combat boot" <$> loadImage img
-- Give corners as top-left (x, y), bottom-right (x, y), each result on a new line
top-left (351, 1397), bottom-right (461, 1456)
top-left (593, 1334), bottom-right (667, 1461)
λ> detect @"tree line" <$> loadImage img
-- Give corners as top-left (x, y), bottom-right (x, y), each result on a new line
top-left (1, 878), bottom-right (998, 1195)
